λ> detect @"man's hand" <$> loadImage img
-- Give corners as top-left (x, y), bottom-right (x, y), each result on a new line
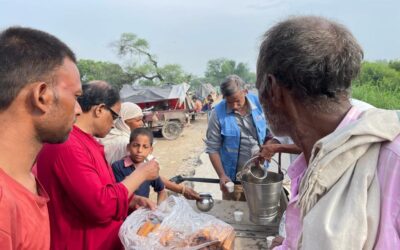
top-left (135, 159), bottom-right (160, 181)
top-left (269, 236), bottom-right (284, 250)
top-left (183, 186), bottom-right (201, 201)
top-left (260, 143), bottom-right (281, 162)
top-left (130, 195), bottom-right (157, 210)
top-left (219, 174), bottom-right (232, 192)
top-left (259, 138), bottom-right (281, 162)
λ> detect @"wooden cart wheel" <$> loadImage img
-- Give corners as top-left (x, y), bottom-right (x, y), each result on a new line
top-left (161, 121), bottom-right (183, 140)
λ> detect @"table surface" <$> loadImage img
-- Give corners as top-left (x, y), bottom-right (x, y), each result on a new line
top-left (189, 199), bottom-right (284, 250)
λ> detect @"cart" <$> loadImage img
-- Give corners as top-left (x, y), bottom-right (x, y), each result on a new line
top-left (169, 175), bottom-right (288, 249)
top-left (120, 83), bottom-right (196, 140)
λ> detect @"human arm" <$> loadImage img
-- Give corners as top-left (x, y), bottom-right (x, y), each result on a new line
top-left (209, 153), bottom-right (231, 192)
top-left (121, 159), bottom-right (160, 197)
top-left (161, 176), bottom-right (200, 200)
top-left (48, 143), bottom-right (158, 224)
top-left (129, 195), bottom-right (157, 210)
top-left (48, 144), bottom-right (132, 224)
top-left (260, 138), bottom-right (302, 161)
top-left (204, 110), bottom-right (231, 192)
top-left (157, 189), bottom-right (168, 204)
top-left (0, 231), bottom-right (12, 250)
top-left (151, 176), bottom-right (168, 204)
top-left (111, 160), bottom-right (128, 183)
top-left (0, 198), bottom-right (13, 250)
top-left (269, 236), bottom-right (284, 250)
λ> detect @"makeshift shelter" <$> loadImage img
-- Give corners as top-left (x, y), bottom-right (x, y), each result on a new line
top-left (119, 83), bottom-right (193, 140)
top-left (195, 83), bottom-right (216, 100)
top-left (120, 83), bottom-right (190, 110)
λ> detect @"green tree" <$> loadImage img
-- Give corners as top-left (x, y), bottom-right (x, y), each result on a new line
top-left (189, 76), bottom-right (207, 91)
top-left (159, 64), bottom-right (191, 84)
top-left (77, 59), bottom-right (128, 89)
top-left (204, 58), bottom-right (256, 85)
top-left (112, 33), bottom-right (190, 85)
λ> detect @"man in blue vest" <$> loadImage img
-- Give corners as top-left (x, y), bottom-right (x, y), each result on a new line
top-left (205, 75), bottom-right (269, 200)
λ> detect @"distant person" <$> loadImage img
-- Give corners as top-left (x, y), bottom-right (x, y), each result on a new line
top-left (202, 94), bottom-right (214, 111)
top-left (101, 102), bottom-right (145, 164)
top-left (112, 128), bottom-right (168, 204)
top-left (37, 81), bottom-right (159, 250)
top-left (192, 96), bottom-right (203, 112)
top-left (256, 16), bottom-right (400, 249)
top-left (100, 101), bottom-right (200, 200)
top-left (205, 75), bottom-right (270, 201)
top-left (0, 27), bottom-right (82, 249)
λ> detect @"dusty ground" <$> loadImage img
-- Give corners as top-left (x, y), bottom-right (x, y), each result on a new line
top-left (153, 114), bottom-right (208, 178)
top-left (150, 112), bottom-right (291, 201)
top-left (149, 114), bottom-right (209, 200)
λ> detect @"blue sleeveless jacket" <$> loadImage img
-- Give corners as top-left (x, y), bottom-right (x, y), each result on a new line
top-left (215, 93), bottom-right (268, 180)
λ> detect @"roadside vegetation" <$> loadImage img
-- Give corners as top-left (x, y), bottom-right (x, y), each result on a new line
top-left (76, 33), bottom-right (400, 110)
top-left (353, 60), bottom-right (400, 109)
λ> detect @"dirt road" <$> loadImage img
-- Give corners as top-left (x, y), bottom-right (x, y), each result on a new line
top-left (152, 114), bottom-right (208, 179)
top-left (150, 112), bottom-right (291, 201)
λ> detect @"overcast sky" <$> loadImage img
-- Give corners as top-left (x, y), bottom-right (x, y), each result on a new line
top-left (1, 0), bottom-right (399, 76)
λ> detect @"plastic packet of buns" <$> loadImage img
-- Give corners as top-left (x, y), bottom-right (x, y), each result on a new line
top-left (119, 196), bottom-right (235, 250)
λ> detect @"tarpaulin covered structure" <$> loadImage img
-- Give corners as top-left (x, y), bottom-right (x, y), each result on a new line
top-left (120, 83), bottom-right (190, 109)
top-left (195, 83), bottom-right (216, 100)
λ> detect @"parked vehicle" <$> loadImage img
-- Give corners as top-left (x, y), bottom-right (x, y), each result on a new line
top-left (120, 83), bottom-right (194, 140)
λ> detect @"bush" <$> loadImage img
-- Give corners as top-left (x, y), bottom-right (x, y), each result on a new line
top-left (352, 84), bottom-right (400, 109)
top-left (352, 61), bottom-right (400, 109)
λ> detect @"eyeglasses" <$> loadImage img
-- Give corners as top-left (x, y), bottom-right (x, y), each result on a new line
top-left (106, 106), bottom-right (120, 120)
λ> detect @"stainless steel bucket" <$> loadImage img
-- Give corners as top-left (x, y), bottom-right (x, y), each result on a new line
top-left (237, 156), bottom-right (284, 225)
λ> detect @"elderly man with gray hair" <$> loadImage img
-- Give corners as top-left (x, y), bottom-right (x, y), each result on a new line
top-left (256, 16), bottom-right (400, 250)
top-left (205, 75), bottom-right (269, 200)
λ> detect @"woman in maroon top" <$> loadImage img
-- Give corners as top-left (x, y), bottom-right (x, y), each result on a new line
top-left (37, 81), bottom-right (160, 250)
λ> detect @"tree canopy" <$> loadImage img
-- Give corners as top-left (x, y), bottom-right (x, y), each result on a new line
top-left (77, 60), bottom-right (128, 89)
top-left (78, 33), bottom-right (191, 88)
top-left (112, 33), bottom-right (191, 86)
top-left (204, 58), bottom-right (256, 86)
top-left (76, 32), bottom-right (400, 110)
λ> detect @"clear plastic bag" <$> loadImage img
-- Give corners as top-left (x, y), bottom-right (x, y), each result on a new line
top-left (119, 196), bottom-right (235, 250)
top-left (278, 210), bottom-right (286, 238)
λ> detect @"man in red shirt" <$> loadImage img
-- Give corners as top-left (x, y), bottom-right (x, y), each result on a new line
top-left (0, 27), bottom-right (82, 249)
top-left (37, 81), bottom-right (160, 250)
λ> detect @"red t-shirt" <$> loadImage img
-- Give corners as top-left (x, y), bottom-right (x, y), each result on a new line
top-left (37, 126), bottom-right (132, 250)
top-left (0, 168), bottom-right (50, 250)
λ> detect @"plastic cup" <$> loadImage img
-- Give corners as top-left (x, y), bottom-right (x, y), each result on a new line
top-left (225, 181), bottom-right (234, 193)
top-left (266, 236), bottom-right (275, 248)
top-left (233, 210), bottom-right (244, 222)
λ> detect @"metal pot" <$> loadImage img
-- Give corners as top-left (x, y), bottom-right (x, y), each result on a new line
top-left (196, 193), bottom-right (214, 212)
top-left (237, 155), bottom-right (284, 225)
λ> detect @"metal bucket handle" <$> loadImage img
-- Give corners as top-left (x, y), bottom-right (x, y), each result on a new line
top-left (236, 153), bottom-right (282, 181)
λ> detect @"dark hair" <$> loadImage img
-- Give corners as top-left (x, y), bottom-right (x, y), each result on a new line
top-left (257, 16), bottom-right (363, 103)
top-left (0, 26), bottom-right (76, 110)
top-left (220, 75), bottom-right (245, 97)
top-left (129, 128), bottom-right (154, 145)
top-left (77, 80), bottom-right (120, 112)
